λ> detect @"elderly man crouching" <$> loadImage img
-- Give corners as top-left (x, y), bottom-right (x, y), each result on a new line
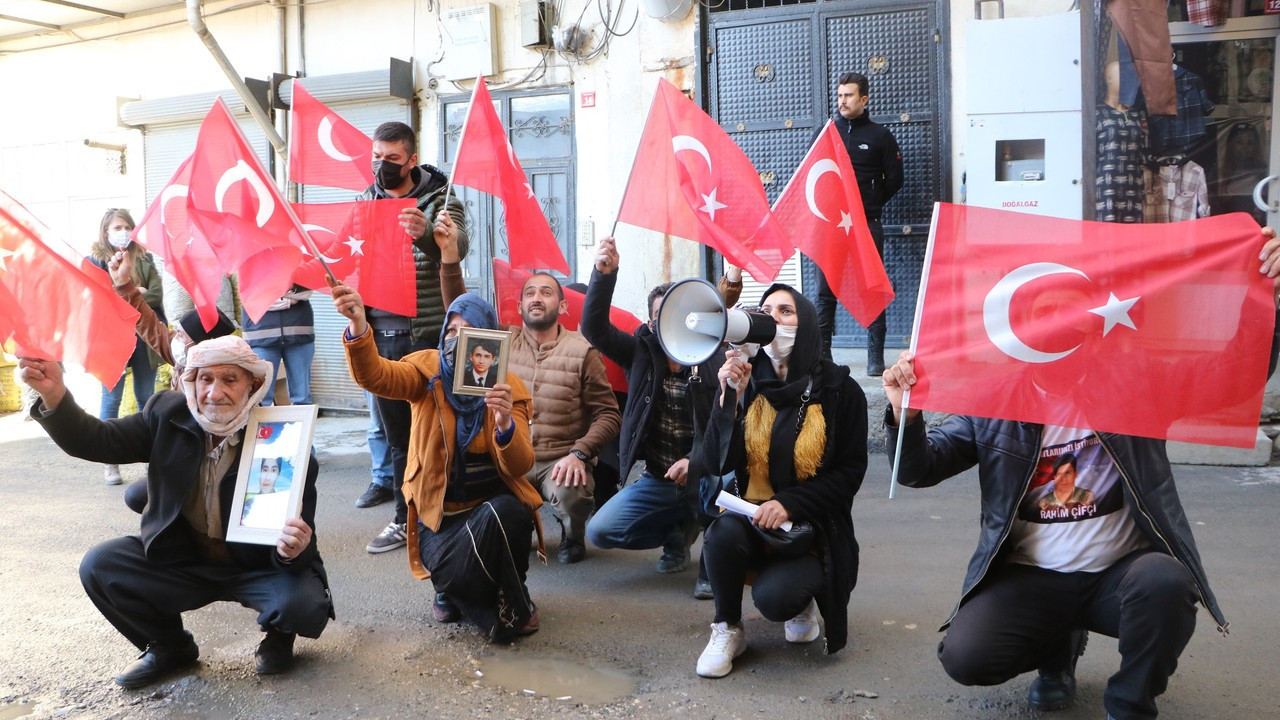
top-left (19, 337), bottom-right (333, 689)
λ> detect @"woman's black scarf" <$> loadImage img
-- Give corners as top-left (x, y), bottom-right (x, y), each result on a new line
top-left (747, 283), bottom-right (849, 492)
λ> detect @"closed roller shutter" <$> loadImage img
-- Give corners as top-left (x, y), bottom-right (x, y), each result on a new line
top-left (738, 252), bottom-right (803, 308)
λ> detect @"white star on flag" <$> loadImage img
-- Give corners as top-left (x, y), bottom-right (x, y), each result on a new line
top-left (836, 210), bottom-right (854, 236)
top-left (699, 187), bottom-right (728, 221)
top-left (344, 236), bottom-right (365, 256)
top-left (1088, 292), bottom-right (1140, 335)
top-left (0, 246), bottom-right (14, 272)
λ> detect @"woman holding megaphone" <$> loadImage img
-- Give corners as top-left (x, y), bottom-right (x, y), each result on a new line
top-left (694, 283), bottom-right (867, 678)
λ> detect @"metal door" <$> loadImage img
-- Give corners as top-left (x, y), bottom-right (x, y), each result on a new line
top-left (703, 0), bottom-right (947, 349)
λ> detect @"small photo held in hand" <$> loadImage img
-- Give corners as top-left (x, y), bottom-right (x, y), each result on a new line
top-left (225, 404), bottom-right (318, 546)
top-left (454, 327), bottom-right (512, 397)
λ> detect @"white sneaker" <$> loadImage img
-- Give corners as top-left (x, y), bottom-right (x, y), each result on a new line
top-left (103, 465), bottom-right (123, 486)
top-left (696, 622), bottom-right (746, 678)
top-left (784, 598), bottom-right (820, 643)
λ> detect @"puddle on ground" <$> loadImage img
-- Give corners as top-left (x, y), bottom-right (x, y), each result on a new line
top-left (0, 703), bottom-right (32, 720)
top-left (473, 649), bottom-right (637, 704)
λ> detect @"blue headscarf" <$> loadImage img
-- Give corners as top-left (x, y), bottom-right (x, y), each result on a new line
top-left (436, 293), bottom-right (500, 451)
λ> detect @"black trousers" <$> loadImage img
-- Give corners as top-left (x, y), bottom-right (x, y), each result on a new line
top-left (418, 494), bottom-right (536, 641)
top-left (815, 218), bottom-right (886, 356)
top-left (702, 514), bottom-right (822, 626)
top-left (371, 331), bottom-right (430, 525)
top-left (80, 536), bottom-right (331, 651)
top-left (937, 550), bottom-right (1198, 720)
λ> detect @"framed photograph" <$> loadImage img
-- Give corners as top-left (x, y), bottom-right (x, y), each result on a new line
top-left (225, 404), bottom-right (319, 546)
top-left (453, 327), bottom-right (513, 397)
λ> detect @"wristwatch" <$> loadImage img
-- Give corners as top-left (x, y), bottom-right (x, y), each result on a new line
top-left (570, 449), bottom-right (590, 462)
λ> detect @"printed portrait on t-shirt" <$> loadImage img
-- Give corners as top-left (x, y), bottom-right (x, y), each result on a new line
top-left (1017, 430), bottom-right (1124, 524)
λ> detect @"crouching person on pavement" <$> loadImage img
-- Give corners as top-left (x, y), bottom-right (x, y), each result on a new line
top-left (20, 337), bottom-right (333, 689)
top-left (695, 284), bottom-right (865, 678)
top-left (335, 285), bottom-right (544, 640)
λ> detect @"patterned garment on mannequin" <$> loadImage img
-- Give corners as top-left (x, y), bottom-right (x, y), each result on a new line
top-left (1096, 104), bottom-right (1147, 223)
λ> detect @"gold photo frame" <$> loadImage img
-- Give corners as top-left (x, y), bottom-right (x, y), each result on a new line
top-left (225, 404), bottom-right (318, 546)
top-left (453, 327), bottom-right (512, 397)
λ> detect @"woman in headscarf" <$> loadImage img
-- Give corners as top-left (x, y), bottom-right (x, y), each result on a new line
top-left (334, 284), bottom-right (544, 641)
top-left (90, 208), bottom-right (164, 485)
top-left (694, 284), bottom-right (867, 678)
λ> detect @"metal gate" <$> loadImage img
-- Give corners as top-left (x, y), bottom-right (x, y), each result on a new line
top-left (702, 0), bottom-right (947, 348)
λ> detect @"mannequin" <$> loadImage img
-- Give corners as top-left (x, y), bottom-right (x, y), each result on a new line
top-left (1096, 61), bottom-right (1146, 223)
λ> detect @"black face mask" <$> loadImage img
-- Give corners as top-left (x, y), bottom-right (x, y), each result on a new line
top-left (441, 335), bottom-right (458, 365)
top-left (373, 159), bottom-right (406, 189)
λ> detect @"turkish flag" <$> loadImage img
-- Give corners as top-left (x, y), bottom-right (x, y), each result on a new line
top-left (0, 191), bottom-right (140, 387)
top-left (452, 78), bottom-right (569, 274)
top-left (132, 156), bottom-right (226, 331)
top-left (492, 259), bottom-right (637, 393)
top-left (288, 81), bottom-right (374, 191)
top-left (292, 198), bottom-right (417, 315)
top-left (773, 120), bottom-right (893, 327)
top-left (186, 98), bottom-right (306, 324)
top-left (616, 78), bottom-right (793, 283)
top-left (910, 203), bottom-right (1274, 448)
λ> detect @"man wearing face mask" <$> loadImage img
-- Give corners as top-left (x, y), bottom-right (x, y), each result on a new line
top-left (581, 238), bottom-right (728, 595)
top-left (356, 121), bottom-right (470, 554)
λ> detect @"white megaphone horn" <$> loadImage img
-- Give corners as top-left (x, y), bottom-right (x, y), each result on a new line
top-left (654, 278), bottom-right (776, 367)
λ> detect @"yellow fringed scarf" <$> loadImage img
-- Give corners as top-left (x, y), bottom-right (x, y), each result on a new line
top-left (742, 394), bottom-right (827, 503)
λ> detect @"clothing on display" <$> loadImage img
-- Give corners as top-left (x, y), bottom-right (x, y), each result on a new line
top-left (1095, 104), bottom-right (1147, 223)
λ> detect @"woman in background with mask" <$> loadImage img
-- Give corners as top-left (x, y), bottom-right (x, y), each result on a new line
top-left (88, 209), bottom-right (163, 485)
top-left (334, 285), bottom-right (544, 642)
top-left (694, 283), bottom-right (867, 678)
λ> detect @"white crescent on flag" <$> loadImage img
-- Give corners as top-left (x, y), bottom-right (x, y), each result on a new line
top-left (804, 158), bottom-right (840, 222)
top-left (982, 262), bottom-right (1087, 364)
top-left (672, 134), bottom-right (727, 221)
top-left (300, 223), bottom-right (344, 263)
top-left (215, 160), bottom-right (275, 228)
top-left (318, 116), bottom-right (355, 162)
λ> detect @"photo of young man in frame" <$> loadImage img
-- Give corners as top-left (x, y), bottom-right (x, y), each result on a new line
top-left (453, 327), bottom-right (511, 397)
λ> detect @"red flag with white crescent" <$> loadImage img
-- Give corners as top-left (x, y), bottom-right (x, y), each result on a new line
top-left (288, 82), bottom-right (374, 191)
top-left (911, 203), bottom-right (1273, 448)
top-left (772, 120), bottom-right (893, 327)
top-left (291, 198), bottom-right (417, 316)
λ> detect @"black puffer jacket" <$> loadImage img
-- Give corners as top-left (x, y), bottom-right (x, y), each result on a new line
top-left (358, 164), bottom-right (469, 344)
top-left (581, 268), bottom-right (722, 484)
top-left (886, 411), bottom-right (1226, 633)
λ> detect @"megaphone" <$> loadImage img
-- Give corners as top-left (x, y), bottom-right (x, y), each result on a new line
top-left (655, 278), bottom-right (776, 366)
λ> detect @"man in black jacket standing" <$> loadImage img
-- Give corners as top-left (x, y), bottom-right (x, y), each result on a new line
top-left (581, 237), bottom-right (723, 596)
top-left (20, 337), bottom-right (332, 689)
top-left (820, 71), bottom-right (903, 375)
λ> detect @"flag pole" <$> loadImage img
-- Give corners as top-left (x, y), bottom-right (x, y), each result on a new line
top-left (890, 202), bottom-right (942, 498)
top-left (278, 195), bottom-right (339, 288)
top-left (443, 75), bottom-right (484, 218)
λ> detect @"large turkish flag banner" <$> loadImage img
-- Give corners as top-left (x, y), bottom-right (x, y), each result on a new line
top-left (616, 78), bottom-right (793, 283)
top-left (492, 259), bottom-right (637, 393)
top-left (291, 198), bottom-right (417, 315)
top-left (910, 203), bottom-right (1273, 448)
top-left (773, 120), bottom-right (893, 327)
top-left (288, 81), bottom-right (374, 192)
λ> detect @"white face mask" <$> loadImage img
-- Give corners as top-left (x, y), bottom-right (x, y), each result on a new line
top-left (763, 324), bottom-right (798, 363)
top-left (107, 229), bottom-right (132, 249)
top-left (171, 338), bottom-right (188, 367)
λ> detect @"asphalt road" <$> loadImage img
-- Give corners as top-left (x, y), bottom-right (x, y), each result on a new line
top-left (1, 405), bottom-right (1278, 720)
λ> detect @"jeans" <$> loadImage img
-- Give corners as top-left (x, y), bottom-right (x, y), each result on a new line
top-left (365, 390), bottom-right (394, 489)
top-left (371, 331), bottom-right (429, 525)
top-left (815, 218), bottom-right (886, 357)
top-left (253, 341), bottom-right (315, 406)
top-left (587, 471), bottom-right (695, 551)
top-left (99, 340), bottom-right (157, 420)
top-left (937, 550), bottom-right (1198, 720)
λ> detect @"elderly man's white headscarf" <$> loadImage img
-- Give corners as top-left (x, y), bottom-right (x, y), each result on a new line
top-left (181, 336), bottom-right (273, 436)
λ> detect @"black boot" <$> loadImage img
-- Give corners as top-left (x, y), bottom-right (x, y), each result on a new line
top-left (115, 632), bottom-right (199, 689)
top-left (866, 336), bottom-right (885, 377)
top-left (1027, 629), bottom-right (1088, 711)
top-left (254, 629), bottom-right (296, 675)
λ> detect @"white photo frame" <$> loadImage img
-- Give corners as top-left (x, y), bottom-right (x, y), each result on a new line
top-left (225, 404), bottom-right (319, 546)
top-left (453, 327), bottom-right (513, 397)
